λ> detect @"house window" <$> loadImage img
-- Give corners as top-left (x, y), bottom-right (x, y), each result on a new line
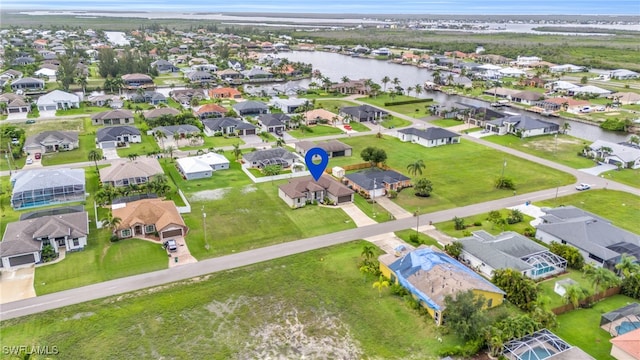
top-left (145, 225), bottom-right (155, 233)
top-left (121, 229), bottom-right (132, 237)
top-left (73, 239), bottom-right (80, 247)
top-left (487, 298), bottom-right (493, 307)
top-left (434, 311), bottom-right (441, 324)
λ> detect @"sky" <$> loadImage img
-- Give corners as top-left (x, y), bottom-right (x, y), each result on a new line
top-left (2, 0), bottom-right (640, 15)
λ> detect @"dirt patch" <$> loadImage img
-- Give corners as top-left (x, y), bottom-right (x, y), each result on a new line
top-left (607, 112), bottom-right (621, 116)
top-left (64, 312), bottom-right (95, 321)
top-left (190, 188), bottom-right (230, 201)
top-left (521, 136), bottom-right (582, 151)
top-left (0, 266), bottom-right (36, 304)
top-left (241, 185), bottom-right (257, 194)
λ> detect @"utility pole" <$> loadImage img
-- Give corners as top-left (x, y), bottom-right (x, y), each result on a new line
top-left (554, 134), bottom-right (558, 157)
top-left (202, 205), bottom-right (209, 250)
top-left (501, 158), bottom-right (507, 178)
top-left (371, 178), bottom-right (376, 218)
top-left (415, 208), bottom-right (420, 235)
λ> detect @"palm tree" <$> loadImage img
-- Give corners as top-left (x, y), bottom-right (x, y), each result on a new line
top-left (361, 244), bottom-right (375, 261)
top-left (154, 130), bottom-right (167, 149)
top-left (341, 75), bottom-right (350, 83)
top-left (275, 137), bottom-right (285, 147)
top-left (88, 149), bottom-right (102, 172)
top-left (127, 153), bottom-right (138, 161)
top-left (406, 159), bottom-right (426, 176)
top-left (76, 75), bottom-right (88, 94)
top-left (232, 143), bottom-right (242, 160)
top-left (414, 84), bottom-right (423, 97)
top-left (392, 77), bottom-right (401, 90)
top-left (563, 285), bottom-right (590, 308)
top-left (561, 122), bottom-right (571, 134)
top-left (629, 135), bottom-right (640, 146)
top-left (585, 266), bottom-right (620, 299)
top-left (372, 275), bottom-right (390, 297)
top-left (446, 73), bottom-right (454, 86)
top-left (432, 70), bottom-right (442, 85)
top-left (615, 254), bottom-right (640, 277)
top-left (406, 86), bottom-right (414, 96)
top-left (101, 212), bottom-right (122, 234)
top-left (381, 75), bottom-right (390, 92)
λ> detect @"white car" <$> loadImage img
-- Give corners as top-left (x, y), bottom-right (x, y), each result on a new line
top-left (575, 183), bottom-right (591, 191)
top-left (26, 157), bottom-right (33, 165)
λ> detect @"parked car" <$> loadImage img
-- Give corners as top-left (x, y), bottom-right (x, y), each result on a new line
top-left (595, 106), bottom-right (606, 111)
top-left (26, 157), bottom-right (33, 165)
top-left (25, 119), bottom-right (36, 124)
top-left (34, 153), bottom-right (41, 160)
top-left (163, 239), bottom-right (178, 252)
top-left (575, 183), bottom-right (591, 191)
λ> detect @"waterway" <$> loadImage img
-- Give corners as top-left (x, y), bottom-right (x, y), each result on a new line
top-left (280, 51), bottom-right (630, 143)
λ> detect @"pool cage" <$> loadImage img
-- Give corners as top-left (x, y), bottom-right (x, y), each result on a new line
top-left (503, 329), bottom-right (571, 360)
top-left (521, 251), bottom-right (568, 279)
top-left (600, 303), bottom-right (640, 337)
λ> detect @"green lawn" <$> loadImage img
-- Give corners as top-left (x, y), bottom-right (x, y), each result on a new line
top-left (395, 229), bottom-right (442, 249)
top-left (181, 135), bottom-right (244, 151)
top-left (55, 104), bottom-right (110, 116)
top-left (357, 94), bottom-right (434, 117)
top-left (600, 168), bottom-right (640, 189)
top-left (40, 134), bottom-right (95, 166)
top-left (554, 295), bottom-right (637, 360)
top-left (537, 190), bottom-right (640, 234)
top-left (483, 134), bottom-right (595, 169)
top-left (435, 210), bottom-right (535, 238)
top-left (314, 99), bottom-right (359, 113)
top-left (380, 116), bottom-right (413, 129)
top-left (352, 194), bottom-right (392, 223)
top-left (288, 125), bottom-right (345, 139)
top-left (430, 119), bottom-right (464, 128)
top-left (0, 242), bottom-right (464, 359)
top-left (537, 269), bottom-right (595, 310)
top-left (345, 121), bottom-right (371, 132)
top-left (329, 136), bottom-right (575, 214)
top-left (183, 180), bottom-right (356, 260)
top-left (117, 133), bottom-right (161, 157)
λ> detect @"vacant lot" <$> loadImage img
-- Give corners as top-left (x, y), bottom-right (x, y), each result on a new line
top-left (0, 242), bottom-right (463, 359)
top-left (288, 124), bottom-right (345, 139)
top-left (436, 210), bottom-right (534, 238)
top-left (601, 168), bottom-right (640, 189)
top-left (330, 135), bottom-right (575, 213)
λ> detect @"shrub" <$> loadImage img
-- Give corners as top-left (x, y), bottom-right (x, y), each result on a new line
top-left (473, 221), bottom-right (482, 226)
top-left (390, 284), bottom-right (409, 297)
top-left (404, 295), bottom-right (421, 310)
top-left (383, 98), bottom-right (432, 106)
top-left (387, 189), bottom-right (398, 199)
top-left (495, 176), bottom-right (515, 190)
top-left (453, 216), bottom-right (465, 230)
top-left (408, 233), bottom-right (420, 246)
top-left (110, 235), bottom-right (120, 242)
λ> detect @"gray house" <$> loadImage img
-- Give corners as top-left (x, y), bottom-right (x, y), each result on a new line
top-left (24, 131), bottom-right (79, 155)
top-left (11, 168), bottom-right (86, 210)
top-left (340, 105), bottom-right (388, 122)
top-left (535, 206), bottom-right (640, 270)
top-left (91, 109), bottom-right (135, 126)
top-left (278, 175), bottom-right (354, 208)
top-left (233, 100), bottom-right (269, 116)
top-left (151, 59), bottom-right (179, 73)
top-left (485, 115), bottom-right (559, 138)
top-left (258, 113), bottom-right (289, 133)
top-left (295, 140), bottom-right (352, 158)
top-left (96, 126), bottom-right (142, 149)
top-left (202, 117), bottom-right (257, 136)
top-left (396, 127), bottom-right (461, 148)
top-left (242, 148), bottom-right (299, 169)
top-left (11, 77), bottom-right (45, 92)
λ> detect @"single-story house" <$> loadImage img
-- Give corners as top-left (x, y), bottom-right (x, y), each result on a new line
top-left (12, 56), bottom-right (36, 66)
top-left (170, 89), bottom-right (205, 106)
top-left (130, 91), bottom-right (167, 105)
top-left (36, 90), bottom-right (80, 111)
top-left (396, 127), bottom-right (461, 147)
top-left (0, 212), bottom-right (89, 268)
top-left (143, 107), bottom-right (180, 120)
top-left (24, 131), bottom-right (79, 155)
top-left (99, 158), bottom-right (164, 187)
top-left (91, 109), bottom-right (135, 126)
top-left (550, 64), bottom-right (585, 73)
top-left (610, 92), bottom-right (640, 105)
top-left (569, 85), bottom-right (612, 97)
top-left (379, 246), bottom-right (505, 325)
top-left (535, 206), bottom-right (640, 270)
top-left (34, 67), bottom-right (57, 81)
top-left (295, 140), bottom-right (352, 158)
top-left (87, 94), bottom-right (123, 108)
top-left (151, 59), bottom-right (179, 73)
top-left (112, 198), bottom-right (188, 241)
top-left (242, 68), bottom-right (274, 81)
top-left (202, 117), bottom-right (257, 136)
top-left (121, 73), bottom-right (155, 89)
top-left (270, 97), bottom-right (308, 114)
top-left (465, 106), bottom-right (505, 127)
top-left (151, 124), bottom-right (201, 139)
top-left (483, 87), bottom-right (521, 100)
top-left (1, 69), bottom-right (23, 81)
top-left (176, 153), bottom-right (230, 180)
top-left (233, 100), bottom-right (269, 116)
top-left (186, 70), bottom-right (215, 83)
top-left (610, 328), bottom-right (640, 360)
top-left (511, 91), bottom-right (545, 105)
top-left (196, 103), bottom-right (228, 119)
top-left (609, 69), bottom-right (639, 80)
top-left (303, 109), bottom-right (342, 125)
top-left (11, 168), bottom-right (86, 210)
top-left (585, 140), bottom-right (640, 169)
top-left (258, 113), bottom-right (289, 133)
top-left (216, 68), bottom-right (243, 81)
top-left (340, 105), bottom-right (388, 122)
top-left (344, 169), bottom-right (411, 198)
top-left (458, 230), bottom-right (567, 280)
top-left (545, 81), bottom-right (580, 92)
top-left (330, 79), bottom-right (371, 95)
top-left (278, 174), bottom-right (354, 208)
top-left (242, 148), bottom-right (299, 169)
top-left (485, 114), bottom-right (559, 138)
top-left (96, 126), bottom-right (142, 149)
top-left (209, 87), bottom-right (242, 99)
top-left (0, 94), bottom-right (30, 114)
top-left (535, 97), bottom-right (591, 113)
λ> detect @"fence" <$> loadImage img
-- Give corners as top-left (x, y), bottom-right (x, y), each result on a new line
top-left (551, 286), bottom-right (621, 315)
top-left (325, 162), bottom-right (389, 174)
top-left (241, 165), bottom-right (311, 184)
top-left (176, 189), bottom-right (191, 213)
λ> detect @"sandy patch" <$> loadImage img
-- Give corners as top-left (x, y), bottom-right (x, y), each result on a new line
top-left (190, 188), bottom-right (230, 201)
top-left (606, 112), bottom-right (620, 116)
top-left (241, 185), bottom-right (257, 194)
top-left (0, 266), bottom-right (36, 304)
top-left (64, 312), bottom-right (95, 321)
top-left (521, 136), bottom-right (581, 151)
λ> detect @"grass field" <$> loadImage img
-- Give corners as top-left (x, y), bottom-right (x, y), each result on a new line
top-left (0, 241), bottom-right (464, 359)
top-left (483, 134), bottom-right (595, 169)
top-left (182, 135), bottom-right (244, 151)
top-left (435, 210), bottom-right (535, 238)
top-left (357, 94), bottom-right (433, 116)
top-left (288, 125), bottom-right (345, 139)
top-left (40, 134), bottom-right (95, 166)
top-left (395, 229), bottom-right (442, 249)
top-left (55, 104), bottom-right (109, 116)
top-left (116, 133), bottom-right (161, 157)
top-left (314, 99), bottom-right (358, 113)
top-left (554, 295), bottom-right (637, 360)
top-left (380, 116), bottom-right (413, 129)
top-left (537, 269), bottom-right (595, 310)
top-left (329, 135), bottom-right (575, 214)
top-left (352, 194), bottom-right (392, 223)
top-left (536, 190), bottom-right (640, 234)
top-left (345, 121), bottom-right (372, 132)
top-left (429, 119), bottom-right (464, 128)
top-left (601, 168), bottom-right (640, 189)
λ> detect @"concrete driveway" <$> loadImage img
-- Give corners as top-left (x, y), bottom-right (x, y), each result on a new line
top-left (374, 196), bottom-right (413, 219)
top-left (339, 203), bottom-right (376, 227)
top-left (102, 148), bottom-right (120, 160)
top-left (579, 164), bottom-right (617, 176)
top-left (0, 266), bottom-right (36, 304)
top-left (167, 237), bottom-right (197, 268)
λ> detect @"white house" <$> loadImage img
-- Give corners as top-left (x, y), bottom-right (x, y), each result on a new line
top-left (586, 140), bottom-right (640, 169)
top-left (36, 90), bottom-right (80, 111)
top-left (176, 153), bottom-right (230, 180)
top-left (550, 64), bottom-right (584, 73)
top-left (396, 127), bottom-right (461, 147)
top-left (609, 69), bottom-right (639, 80)
top-left (270, 97), bottom-right (308, 113)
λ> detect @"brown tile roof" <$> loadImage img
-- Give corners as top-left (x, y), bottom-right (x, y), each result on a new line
top-left (99, 158), bottom-right (164, 183)
top-left (296, 140), bottom-right (351, 153)
top-left (610, 328), bottom-right (640, 358)
top-left (196, 103), bottom-right (228, 115)
top-left (209, 87), bottom-right (241, 97)
top-left (112, 198), bottom-right (187, 234)
top-left (303, 109), bottom-right (341, 122)
top-left (279, 174), bottom-right (354, 199)
top-left (144, 107), bottom-right (180, 119)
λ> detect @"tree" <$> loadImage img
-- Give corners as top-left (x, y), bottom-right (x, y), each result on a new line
top-left (263, 164), bottom-right (282, 176)
top-left (444, 241), bottom-right (463, 260)
top-left (381, 75), bottom-right (390, 92)
top-left (629, 135), bottom-right (640, 146)
top-left (414, 84), bottom-right (423, 97)
top-left (232, 143), bottom-right (242, 160)
top-left (550, 242), bottom-right (585, 270)
top-left (76, 75), bottom-right (88, 94)
top-left (453, 216), bottom-right (466, 230)
top-left (580, 76), bottom-right (588, 84)
top-left (491, 268), bottom-right (538, 311)
top-left (561, 122), bottom-right (571, 134)
top-left (275, 137), bottom-right (285, 147)
top-left (341, 75), bottom-right (350, 83)
top-left (443, 290), bottom-right (488, 341)
top-left (616, 254), bottom-right (640, 278)
top-left (372, 275), bottom-right (390, 297)
top-left (406, 159), bottom-right (426, 176)
top-left (101, 212), bottom-right (122, 234)
top-left (487, 210), bottom-right (502, 229)
top-left (155, 130), bottom-right (167, 149)
top-left (563, 284), bottom-right (591, 308)
top-left (584, 265), bottom-right (620, 297)
top-left (88, 149), bottom-right (102, 172)
top-left (413, 178), bottom-right (433, 197)
top-left (432, 70), bottom-right (442, 85)
top-left (360, 147), bottom-right (387, 167)
top-left (361, 244), bottom-right (375, 262)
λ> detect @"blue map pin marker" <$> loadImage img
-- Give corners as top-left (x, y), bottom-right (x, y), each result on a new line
top-left (305, 147), bottom-right (329, 181)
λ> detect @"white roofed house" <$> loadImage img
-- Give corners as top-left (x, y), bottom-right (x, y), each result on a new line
top-left (585, 140), bottom-right (640, 169)
top-left (36, 90), bottom-right (80, 111)
top-left (24, 131), bottom-right (79, 155)
top-left (10, 168), bottom-right (86, 210)
top-left (609, 69), bottom-right (639, 80)
top-left (396, 127), bottom-right (461, 148)
top-left (176, 152), bottom-right (230, 180)
top-left (569, 85), bottom-right (612, 97)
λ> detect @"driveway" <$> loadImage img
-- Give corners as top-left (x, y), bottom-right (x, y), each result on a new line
top-left (240, 134), bottom-right (263, 146)
top-left (339, 203), bottom-right (376, 227)
top-left (374, 196), bottom-right (413, 219)
top-left (0, 266), bottom-right (36, 304)
top-left (167, 237), bottom-right (198, 268)
top-left (364, 233), bottom-right (414, 255)
top-left (102, 147), bottom-right (120, 160)
top-left (579, 163), bottom-right (617, 176)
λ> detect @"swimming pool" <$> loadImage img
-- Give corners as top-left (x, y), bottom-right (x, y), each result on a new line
top-left (616, 321), bottom-right (640, 335)
top-left (532, 262), bottom-right (555, 277)
top-left (519, 346), bottom-right (556, 360)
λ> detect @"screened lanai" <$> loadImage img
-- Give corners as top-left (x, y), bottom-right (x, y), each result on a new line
top-left (11, 169), bottom-right (86, 210)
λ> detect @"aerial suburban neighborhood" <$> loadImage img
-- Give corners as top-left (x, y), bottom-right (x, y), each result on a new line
top-left (0, 7), bottom-right (639, 360)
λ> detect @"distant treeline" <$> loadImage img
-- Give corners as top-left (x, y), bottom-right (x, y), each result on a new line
top-left (532, 26), bottom-right (640, 35)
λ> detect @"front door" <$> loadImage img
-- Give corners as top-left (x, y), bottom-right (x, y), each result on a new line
top-left (135, 225), bottom-right (143, 235)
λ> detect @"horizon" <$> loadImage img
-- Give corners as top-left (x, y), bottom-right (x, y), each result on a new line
top-left (2, 0), bottom-right (640, 16)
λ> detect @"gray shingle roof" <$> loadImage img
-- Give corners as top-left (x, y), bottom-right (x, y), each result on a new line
top-left (96, 126), bottom-right (141, 142)
top-left (397, 127), bottom-right (460, 140)
top-left (458, 231), bottom-right (548, 272)
top-left (202, 117), bottom-right (256, 131)
top-left (24, 131), bottom-right (78, 148)
top-left (152, 125), bottom-right (200, 136)
top-left (488, 114), bottom-right (559, 131)
top-left (243, 148), bottom-right (297, 163)
top-left (344, 169), bottom-right (410, 190)
top-left (232, 100), bottom-right (268, 112)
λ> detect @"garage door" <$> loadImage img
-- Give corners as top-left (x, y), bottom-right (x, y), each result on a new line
top-left (45, 105), bottom-right (56, 111)
top-left (244, 129), bottom-right (256, 135)
top-left (333, 151), bottom-right (345, 157)
top-left (9, 254), bottom-right (36, 267)
top-left (100, 141), bottom-right (117, 149)
top-left (338, 195), bottom-right (352, 204)
top-left (162, 229), bottom-right (183, 238)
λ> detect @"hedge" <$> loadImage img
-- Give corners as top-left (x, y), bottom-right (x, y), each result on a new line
top-left (383, 98), bottom-right (433, 106)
